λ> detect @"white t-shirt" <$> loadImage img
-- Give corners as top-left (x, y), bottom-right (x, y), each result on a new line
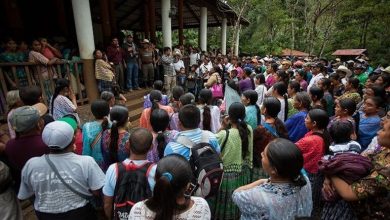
top-left (189, 53), bottom-right (200, 66)
top-left (173, 60), bottom-right (185, 73)
top-left (255, 84), bottom-right (268, 107)
top-left (277, 97), bottom-right (287, 122)
top-left (128, 197), bottom-right (211, 220)
top-left (18, 153), bottom-right (105, 213)
top-left (198, 105), bottom-right (221, 134)
top-left (308, 73), bottom-right (324, 91)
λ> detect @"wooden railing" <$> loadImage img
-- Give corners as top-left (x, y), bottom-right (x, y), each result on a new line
top-left (0, 61), bottom-right (88, 120)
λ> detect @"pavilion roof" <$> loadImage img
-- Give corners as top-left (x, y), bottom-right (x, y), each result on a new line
top-left (332, 49), bottom-right (367, 56)
top-left (281, 48), bottom-right (309, 57)
top-left (91, 0), bottom-right (249, 31)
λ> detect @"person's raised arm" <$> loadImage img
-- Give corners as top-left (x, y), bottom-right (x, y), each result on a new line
top-left (330, 176), bottom-right (359, 201)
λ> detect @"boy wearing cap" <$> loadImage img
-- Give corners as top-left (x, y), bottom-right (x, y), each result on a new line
top-left (18, 121), bottom-right (105, 219)
top-left (5, 105), bottom-right (49, 191)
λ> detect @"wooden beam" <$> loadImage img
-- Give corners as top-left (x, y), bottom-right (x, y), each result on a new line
top-left (118, 1), bottom-right (145, 24)
top-left (100, 0), bottom-right (112, 44)
top-left (115, 0), bottom-right (127, 10)
top-left (184, 1), bottom-right (200, 23)
top-left (109, 0), bottom-right (117, 35)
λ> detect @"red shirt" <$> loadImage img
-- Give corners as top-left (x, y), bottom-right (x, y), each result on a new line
top-left (106, 45), bottom-right (125, 65)
top-left (295, 131), bottom-right (325, 174)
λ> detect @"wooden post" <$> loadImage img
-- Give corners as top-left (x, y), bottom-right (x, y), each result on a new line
top-left (178, 0), bottom-right (184, 46)
top-left (149, 0), bottom-right (157, 43)
top-left (144, 1), bottom-right (150, 40)
top-left (109, 0), bottom-right (117, 36)
top-left (100, 0), bottom-right (112, 45)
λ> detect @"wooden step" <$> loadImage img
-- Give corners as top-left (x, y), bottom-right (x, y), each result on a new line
top-left (128, 107), bottom-right (144, 122)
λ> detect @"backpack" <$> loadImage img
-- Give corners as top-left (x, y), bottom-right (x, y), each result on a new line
top-left (113, 161), bottom-right (154, 220)
top-left (175, 131), bottom-right (224, 199)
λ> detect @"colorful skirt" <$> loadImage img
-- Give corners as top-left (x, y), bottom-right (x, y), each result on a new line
top-left (308, 172), bottom-right (325, 218)
top-left (98, 79), bottom-right (113, 93)
top-left (209, 166), bottom-right (252, 220)
top-left (321, 199), bottom-right (357, 220)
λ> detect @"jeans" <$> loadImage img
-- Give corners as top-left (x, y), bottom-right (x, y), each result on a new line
top-left (126, 62), bottom-right (139, 89)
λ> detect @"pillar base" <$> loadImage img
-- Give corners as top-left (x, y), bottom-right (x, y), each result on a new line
top-left (82, 59), bottom-right (99, 102)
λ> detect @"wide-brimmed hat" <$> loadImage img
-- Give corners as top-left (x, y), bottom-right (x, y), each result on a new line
top-left (141, 39), bottom-right (150, 44)
top-left (336, 65), bottom-right (352, 77)
top-left (382, 66), bottom-right (390, 74)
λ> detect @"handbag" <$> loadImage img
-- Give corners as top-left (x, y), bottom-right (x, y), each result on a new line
top-left (211, 83), bottom-right (223, 98)
top-left (44, 155), bottom-right (99, 209)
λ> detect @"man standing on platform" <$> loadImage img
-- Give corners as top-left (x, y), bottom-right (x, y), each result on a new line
top-left (123, 35), bottom-right (139, 92)
top-left (106, 37), bottom-right (126, 90)
top-left (139, 39), bottom-right (155, 88)
top-left (161, 47), bottom-right (176, 96)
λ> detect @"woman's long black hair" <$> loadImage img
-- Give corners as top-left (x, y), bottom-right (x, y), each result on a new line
top-left (262, 97), bottom-right (289, 138)
top-left (108, 105), bottom-right (129, 163)
top-left (199, 89), bottom-right (213, 132)
top-left (228, 102), bottom-right (250, 159)
top-left (308, 109), bottom-right (331, 154)
top-left (266, 138), bottom-right (307, 187)
top-left (145, 154), bottom-right (193, 220)
top-left (150, 109), bottom-right (170, 160)
top-left (242, 90), bottom-right (261, 126)
top-left (273, 82), bottom-right (288, 121)
top-left (51, 78), bottom-right (70, 115)
top-left (149, 90), bottom-right (162, 119)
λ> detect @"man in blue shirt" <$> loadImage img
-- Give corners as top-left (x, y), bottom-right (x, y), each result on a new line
top-left (164, 104), bottom-right (220, 160)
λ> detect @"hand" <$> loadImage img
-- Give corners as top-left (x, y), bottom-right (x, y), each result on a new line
top-left (322, 177), bottom-right (336, 199)
top-left (69, 88), bottom-right (76, 100)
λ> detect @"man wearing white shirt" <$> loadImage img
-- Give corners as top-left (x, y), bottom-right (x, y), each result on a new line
top-left (189, 47), bottom-right (200, 66)
top-left (308, 62), bottom-right (325, 91)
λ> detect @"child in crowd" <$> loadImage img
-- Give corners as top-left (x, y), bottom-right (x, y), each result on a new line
top-left (241, 90), bottom-right (261, 130)
top-left (177, 67), bottom-right (187, 90)
top-left (103, 128), bottom-right (156, 219)
top-left (149, 109), bottom-right (178, 162)
top-left (357, 96), bottom-right (382, 150)
top-left (169, 93), bottom-right (195, 131)
top-left (143, 80), bottom-right (169, 108)
top-left (197, 89), bottom-right (221, 133)
top-left (169, 86), bottom-right (185, 113)
top-left (82, 99), bottom-right (110, 170)
top-left (129, 155), bottom-right (211, 219)
top-left (101, 105), bottom-right (130, 172)
top-left (140, 90), bottom-right (174, 132)
top-left (187, 64), bottom-right (198, 95)
top-left (309, 86), bottom-right (327, 111)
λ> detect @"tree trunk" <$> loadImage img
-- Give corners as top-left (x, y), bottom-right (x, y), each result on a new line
top-left (231, 0), bottom-right (249, 56)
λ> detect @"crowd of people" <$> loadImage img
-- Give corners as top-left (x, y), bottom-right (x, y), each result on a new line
top-left (0, 35), bottom-right (390, 220)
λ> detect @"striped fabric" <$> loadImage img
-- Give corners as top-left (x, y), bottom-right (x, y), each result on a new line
top-left (164, 128), bottom-right (221, 160)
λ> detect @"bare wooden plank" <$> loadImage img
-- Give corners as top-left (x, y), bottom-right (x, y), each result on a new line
top-left (24, 66), bottom-right (33, 85)
top-left (73, 63), bottom-right (84, 105)
top-left (11, 66), bottom-right (20, 88)
top-left (36, 66), bottom-right (48, 106)
top-left (0, 68), bottom-right (9, 98)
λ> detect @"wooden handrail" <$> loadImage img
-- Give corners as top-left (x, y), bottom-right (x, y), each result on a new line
top-left (0, 60), bottom-right (83, 67)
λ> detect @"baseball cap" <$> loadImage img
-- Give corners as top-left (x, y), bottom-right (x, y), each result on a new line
top-left (42, 121), bottom-right (75, 149)
top-left (58, 116), bottom-right (77, 131)
top-left (32, 103), bottom-right (47, 116)
top-left (11, 106), bottom-right (40, 133)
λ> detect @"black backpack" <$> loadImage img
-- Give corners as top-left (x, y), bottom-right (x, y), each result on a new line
top-left (113, 161), bottom-right (154, 220)
top-left (175, 131), bottom-right (224, 198)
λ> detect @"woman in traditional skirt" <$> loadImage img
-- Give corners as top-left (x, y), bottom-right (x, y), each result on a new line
top-left (210, 102), bottom-right (253, 220)
top-left (94, 49), bottom-right (115, 93)
top-left (252, 97), bottom-right (288, 181)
